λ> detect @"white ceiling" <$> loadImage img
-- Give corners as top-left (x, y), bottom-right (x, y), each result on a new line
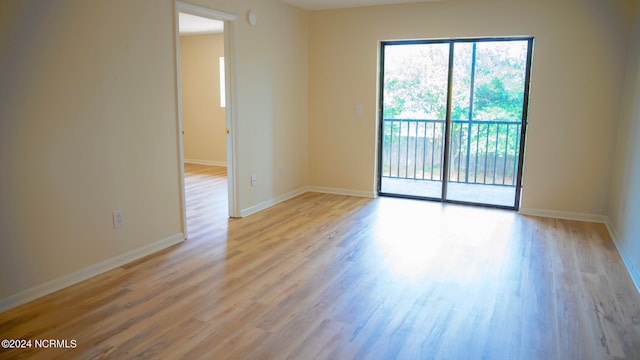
top-left (178, 1), bottom-right (441, 33)
top-left (279, 0), bottom-right (441, 10)
top-left (179, 13), bottom-right (224, 35)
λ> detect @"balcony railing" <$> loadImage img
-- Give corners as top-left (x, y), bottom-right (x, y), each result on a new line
top-left (381, 118), bottom-right (522, 186)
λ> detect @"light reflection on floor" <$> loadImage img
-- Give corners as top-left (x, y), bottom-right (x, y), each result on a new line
top-left (373, 197), bottom-right (517, 284)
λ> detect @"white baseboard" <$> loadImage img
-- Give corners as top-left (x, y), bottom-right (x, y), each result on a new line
top-left (605, 219), bottom-right (640, 294)
top-left (239, 186), bottom-right (376, 218)
top-left (307, 186), bottom-right (377, 199)
top-left (518, 208), bottom-right (608, 223)
top-left (184, 159), bottom-right (227, 167)
top-left (240, 187), bottom-right (309, 217)
top-left (0, 233), bottom-right (185, 313)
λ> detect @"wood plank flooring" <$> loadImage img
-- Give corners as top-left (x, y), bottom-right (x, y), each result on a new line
top-left (1, 164), bottom-right (640, 359)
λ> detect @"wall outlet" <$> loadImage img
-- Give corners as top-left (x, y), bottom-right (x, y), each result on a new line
top-left (113, 210), bottom-right (124, 228)
top-left (356, 104), bottom-right (363, 116)
top-left (251, 174), bottom-right (257, 187)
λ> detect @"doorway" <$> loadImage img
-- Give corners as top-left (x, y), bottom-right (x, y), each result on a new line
top-left (378, 38), bottom-right (533, 209)
top-left (175, 2), bottom-right (240, 237)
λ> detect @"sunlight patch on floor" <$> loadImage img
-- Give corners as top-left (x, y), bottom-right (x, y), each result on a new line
top-left (374, 197), bottom-right (515, 283)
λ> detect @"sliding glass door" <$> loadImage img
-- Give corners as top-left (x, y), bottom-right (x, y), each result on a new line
top-left (378, 38), bottom-right (533, 209)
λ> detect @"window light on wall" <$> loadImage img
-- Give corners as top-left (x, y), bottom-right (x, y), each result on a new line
top-left (219, 57), bottom-right (226, 108)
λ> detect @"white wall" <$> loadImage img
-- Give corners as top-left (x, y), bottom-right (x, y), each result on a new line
top-left (609, 3), bottom-right (640, 289)
top-left (308, 0), bottom-right (635, 216)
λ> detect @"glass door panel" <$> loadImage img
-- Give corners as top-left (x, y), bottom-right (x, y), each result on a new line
top-left (445, 40), bottom-right (530, 207)
top-left (379, 42), bottom-right (450, 199)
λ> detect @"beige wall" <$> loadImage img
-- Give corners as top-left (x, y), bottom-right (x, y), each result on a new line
top-left (0, 0), bottom-right (182, 303)
top-left (180, 33), bottom-right (227, 165)
top-left (0, 0), bottom-right (309, 308)
top-left (609, 3), bottom-right (640, 288)
top-left (308, 0), bottom-right (634, 215)
top-left (188, 0), bottom-right (309, 209)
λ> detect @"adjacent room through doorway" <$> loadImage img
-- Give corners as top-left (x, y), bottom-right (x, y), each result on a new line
top-left (178, 12), bottom-right (229, 234)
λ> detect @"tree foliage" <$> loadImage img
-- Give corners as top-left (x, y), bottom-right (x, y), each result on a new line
top-left (383, 41), bottom-right (528, 122)
top-left (381, 40), bottom-right (529, 184)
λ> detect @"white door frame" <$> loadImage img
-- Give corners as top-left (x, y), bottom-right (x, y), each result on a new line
top-left (175, 1), bottom-right (241, 237)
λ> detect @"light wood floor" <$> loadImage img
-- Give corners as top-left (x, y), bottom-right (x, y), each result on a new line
top-left (1, 164), bottom-right (640, 359)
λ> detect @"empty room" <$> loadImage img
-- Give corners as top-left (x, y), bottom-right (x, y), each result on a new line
top-left (1, 0), bottom-right (640, 358)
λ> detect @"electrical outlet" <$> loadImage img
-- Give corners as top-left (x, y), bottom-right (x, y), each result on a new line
top-left (251, 174), bottom-right (257, 187)
top-left (113, 210), bottom-right (124, 228)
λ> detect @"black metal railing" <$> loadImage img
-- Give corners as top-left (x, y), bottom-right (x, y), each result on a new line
top-left (381, 118), bottom-right (521, 186)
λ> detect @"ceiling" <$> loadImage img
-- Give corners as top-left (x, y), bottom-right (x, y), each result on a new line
top-left (179, 13), bottom-right (224, 35)
top-left (178, 1), bottom-right (442, 33)
top-left (279, 0), bottom-right (441, 10)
